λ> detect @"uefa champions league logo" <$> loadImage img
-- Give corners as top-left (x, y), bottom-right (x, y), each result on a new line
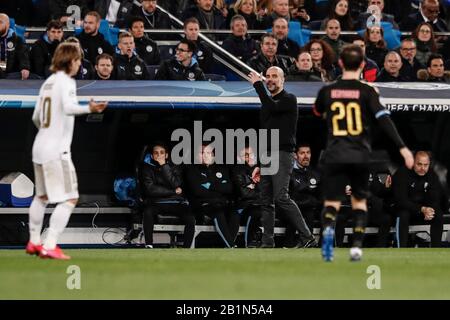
top-left (373, 82), bottom-right (450, 90)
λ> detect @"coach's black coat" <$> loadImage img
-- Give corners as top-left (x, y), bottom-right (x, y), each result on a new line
top-left (0, 30), bottom-right (30, 78)
top-left (231, 164), bottom-right (264, 209)
top-left (253, 81), bottom-right (298, 152)
top-left (140, 159), bottom-right (187, 204)
top-left (392, 166), bottom-right (442, 213)
top-left (113, 53), bottom-right (150, 80)
top-left (155, 57), bottom-right (205, 81)
top-left (30, 34), bottom-right (61, 77)
top-left (184, 164), bottom-right (233, 208)
top-left (77, 31), bottom-right (114, 66)
top-left (134, 35), bottom-right (160, 66)
top-left (289, 164), bottom-right (322, 208)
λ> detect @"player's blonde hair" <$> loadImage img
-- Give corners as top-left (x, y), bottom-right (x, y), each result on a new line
top-left (50, 43), bottom-right (82, 74)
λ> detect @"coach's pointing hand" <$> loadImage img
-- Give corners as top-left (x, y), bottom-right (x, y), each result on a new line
top-left (89, 99), bottom-right (108, 113)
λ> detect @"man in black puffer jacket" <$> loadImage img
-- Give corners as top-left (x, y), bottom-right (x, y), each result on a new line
top-left (30, 20), bottom-right (64, 78)
top-left (140, 143), bottom-right (195, 249)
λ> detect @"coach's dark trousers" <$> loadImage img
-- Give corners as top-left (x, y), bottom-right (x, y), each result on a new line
top-left (260, 151), bottom-right (313, 245)
top-left (397, 208), bottom-right (444, 247)
top-left (143, 202), bottom-right (195, 248)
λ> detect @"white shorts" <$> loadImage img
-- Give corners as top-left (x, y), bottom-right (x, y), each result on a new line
top-left (34, 154), bottom-right (79, 204)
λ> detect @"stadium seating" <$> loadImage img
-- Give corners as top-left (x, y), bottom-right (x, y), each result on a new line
top-left (357, 21), bottom-right (401, 50)
top-left (8, 18), bottom-right (26, 41)
top-left (266, 21), bottom-right (312, 47)
top-left (74, 19), bottom-right (120, 46)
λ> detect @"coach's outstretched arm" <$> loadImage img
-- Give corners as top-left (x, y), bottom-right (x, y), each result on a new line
top-left (248, 71), bottom-right (295, 113)
top-left (376, 113), bottom-right (414, 169)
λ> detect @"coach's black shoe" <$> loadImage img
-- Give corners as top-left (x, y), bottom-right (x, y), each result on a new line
top-left (247, 240), bottom-right (259, 248)
top-left (296, 237), bottom-right (318, 249)
top-left (259, 234), bottom-right (275, 248)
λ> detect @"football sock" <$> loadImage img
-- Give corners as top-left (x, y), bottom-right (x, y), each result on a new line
top-left (44, 201), bottom-right (76, 250)
top-left (352, 209), bottom-right (368, 248)
top-left (321, 206), bottom-right (338, 229)
top-left (29, 197), bottom-right (47, 244)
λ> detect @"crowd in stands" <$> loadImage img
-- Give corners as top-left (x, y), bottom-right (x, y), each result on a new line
top-left (1, 0), bottom-right (449, 82)
top-left (137, 142), bottom-right (446, 248)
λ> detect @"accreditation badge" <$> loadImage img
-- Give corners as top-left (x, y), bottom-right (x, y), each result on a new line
top-left (0, 60), bottom-right (6, 72)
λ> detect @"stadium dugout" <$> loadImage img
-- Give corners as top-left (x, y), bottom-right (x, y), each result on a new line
top-left (1, 80), bottom-right (450, 248)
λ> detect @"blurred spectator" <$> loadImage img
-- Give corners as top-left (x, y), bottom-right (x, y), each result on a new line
top-left (182, 0), bottom-right (227, 30)
top-left (161, 0), bottom-right (196, 19)
top-left (412, 22), bottom-right (438, 66)
top-left (322, 18), bottom-right (347, 63)
top-left (320, 0), bottom-right (354, 31)
top-left (77, 11), bottom-right (115, 65)
top-left (31, 0), bottom-right (51, 27)
top-left (273, 17), bottom-right (300, 58)
top-left (398, 38), bottom-right (425, 81)
top-left (49, 0), bottom-right (90, 25)
top-left (231, 146), bottom-right (265, 248)
top-left (383, 0), bottom-right (414, 24)
top-left (257, 0), bottom-right (273, 15)
top-left (184, 144), bottom-right (237, 248)
top-left (357, 0), bottom-right (399, 30)
top-left (227, 0), bottom-right (264, 29)
top-left (113, 31), bottom-right (150, 80)
top-left (215, 0), bottom-right (230, 20)
top-left (401, 0), bottom-right (448, 32)
top-left (65, 36), bottom-right (95, 80)
top-left (30, 20), bottom-right (64, 78)
top-left (183, 17), bottom-right (213, 73)
top-left (130, 0), bottom-right (172, 39)
top-left (261, 0), bottom-right (291, 29)
top-left (129, 16), bottom-right (161, 66)
top-left (222, 15), bottom-right (258, 62)
top-left (0, 13), bottom-right (30, 80)
top-left (442, 36), bottom-right (450, 61)
top-left (303, 39), bottom-right (337, 81)
top-left (0, 0), bottom-right (33, 26)
top-left (289, 0), bottom-right (316, 24)
top-left (156, 38), bottom-right (206, 80)
top-left (93, 0), bottom-right (138, 27)
top-left (348, 0), bottom-right (368, 21)
top-left (247, 33), bottom-right (294, 75)
top-left (392, 151), bottom-right (444, 247)
top-left (417, 53), bottom-right (450, 82)
top-left (140, 142), bottom-right (195, 249)
top-left (364, 25), bottom-right (388, 68)
top-left (94, 53), bottom-right (115, 80)
top-left (286, 52), bottom-right (322, 81)
top-left (352, 36), bottom-right (379, 82)
top-left (376, 51), bottom-right (406, 82)
top-left (288, 144), bottom-right (322, 232)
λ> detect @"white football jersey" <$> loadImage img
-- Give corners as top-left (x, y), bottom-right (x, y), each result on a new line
top-left (32, 71), bottom-right (91, 164)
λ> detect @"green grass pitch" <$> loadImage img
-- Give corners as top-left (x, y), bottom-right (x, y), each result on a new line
top-left (1, 248), bottom-right (449, 299)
